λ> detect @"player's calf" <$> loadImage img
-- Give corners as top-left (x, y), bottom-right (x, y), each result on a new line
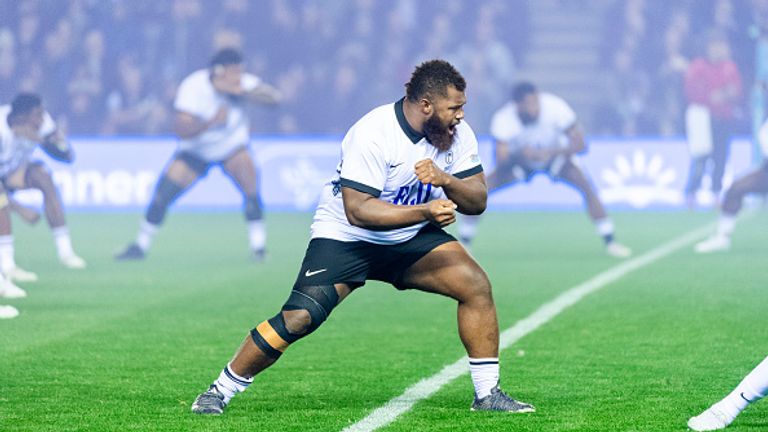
top-left (192, 284), bottom-right (339, 415)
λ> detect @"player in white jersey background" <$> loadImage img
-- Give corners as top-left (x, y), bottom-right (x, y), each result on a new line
top-left (190, 60), bottom-right (535, 415)
top-left (459, 82), bottom-right (632, 258)
top-left (0, 93), bottom-right (86, 283)
top-left (115, 48), bottom-right (282, 262)
top-left (693, 117), bottom-right (768, 253)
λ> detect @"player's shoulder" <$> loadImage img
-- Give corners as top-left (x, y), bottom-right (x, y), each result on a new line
top-left (179, 69), bottom-right (211, 89)
top-left (490, 102), bottom-right (521, 139)
top-left (540, 92), bottom-right (569, 107)
top-left (541, 92), bottom-right (575, 118)
top-left (348, 102), bottom-right (396, 137)
top-left (492, 101), bottom-right (517, 122)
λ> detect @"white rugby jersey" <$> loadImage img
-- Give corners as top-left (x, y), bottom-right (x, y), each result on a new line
top-left (490, 92), bottom-right (576, 163)
top-left (174, 69), bottom-right (262, 161)
top-left (0, 105), bottom-right (56, 177)
top-left (311, 98), bottom-right (483, 244)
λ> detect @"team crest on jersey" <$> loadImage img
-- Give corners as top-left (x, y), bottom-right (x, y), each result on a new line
top-left (445, 151), bottom-right (454, 164)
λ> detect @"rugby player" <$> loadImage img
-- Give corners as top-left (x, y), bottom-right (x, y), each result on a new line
top-left (190, 60), bottom-right (535, 415)
top-left (459, 82), bottom-right (632, 258)
top-left (694, 118), bottom-right (768, 253)
top-left (0, 93), bottom-right (86, 282)
top-left (115, 48), bottom-right (282, 261)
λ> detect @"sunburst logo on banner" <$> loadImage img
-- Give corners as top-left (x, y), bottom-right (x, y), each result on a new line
top-left (599, 150), bottom-right (682, 208)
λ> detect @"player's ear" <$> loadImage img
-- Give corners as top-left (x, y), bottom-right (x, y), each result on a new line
top-left (420, 98), bottom-right (433, 115)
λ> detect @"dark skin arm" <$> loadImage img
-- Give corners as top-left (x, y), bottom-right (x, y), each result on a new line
top-left (518, 123), bottom-right (586, 162)
top-left (174, 108), bottom-right (228, 139)
top-left (414, 159), bottom-right (487, 215)
top-left (211, 73), bottom-right (283, 105)
top-left (342, 187), bottom-right (457, 230)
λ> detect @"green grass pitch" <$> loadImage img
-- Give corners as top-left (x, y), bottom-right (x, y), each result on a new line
top-left (0, 209), bottom-right (766, 431)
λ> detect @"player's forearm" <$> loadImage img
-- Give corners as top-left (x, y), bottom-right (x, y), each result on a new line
top-left (175, 118), bottom-right (214, 139)
top-left (441, 177), bottom-right (487, 215)
top-left (247, 84), bottom-right (282, 105)
top-left (343, 190), bottom-right (428, 230)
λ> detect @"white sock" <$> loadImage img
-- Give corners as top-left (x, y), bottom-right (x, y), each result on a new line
top-left (136, 220), bottom-right (159, 251)
top-left (248, 220), bottom-right (266, 251)
top-left (469, 357), bottom-right (499, 399)
top-left (52, 226), bottom-right (75, 259)
top-left (459, 215), bottom-right (480, 244)
top-left (0, 235), bottom-right (15, 272)
top-left (213, 363), bottom-right (253, 404)
top-left (595, 218), bottom-right (615, 244)
top-left (716, 215), bottom-right (737, 238)
top-left (713, 355), bottom-right (768, 421)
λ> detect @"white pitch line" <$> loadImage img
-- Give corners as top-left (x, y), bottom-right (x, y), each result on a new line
top-left (342, 223), bottom-right (715, 432)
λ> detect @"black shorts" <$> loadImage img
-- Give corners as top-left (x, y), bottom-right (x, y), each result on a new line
top-left (294, 223), bottom-right (456, 290)
top-left (175, 145), bottom-right (248, 176)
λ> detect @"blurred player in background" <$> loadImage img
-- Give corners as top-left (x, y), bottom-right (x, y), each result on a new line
top-left (694, 117), bottom-right (768, 253)
top-left (0, 93), bottom-right (86, 283)
top-left (459, 82), bottom-right (632, 258)
top-left (683, 32), bottom-right (744, 209)
top-left (0, 178), bottom-right (27, 318)
top-left (115, 48), bottom-right (282, 261)
top-left (688, 354), bottom-right (768, 430)
top-left (190, 60), bottom-right (535, 415)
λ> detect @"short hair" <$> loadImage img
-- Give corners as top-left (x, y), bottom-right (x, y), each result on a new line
top-left (7, 93), bottom-right (42, 126)
top-left (210, 48), bottom-right (243, 68)
top-left (405, 59), bottom-right (466, 102)
top-left (512, 81), bottom-right (537, 103)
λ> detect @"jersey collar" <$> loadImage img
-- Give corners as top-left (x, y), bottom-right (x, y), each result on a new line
top-left (395, 98), bottom-right (425, 144)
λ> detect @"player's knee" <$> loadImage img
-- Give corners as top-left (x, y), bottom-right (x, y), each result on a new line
top-left (25, 162), bottom-right (53, 188)
top-left (454, 264), bottom-right (493, 304)
top-left (145, 175), bottom-right (184, 225)
top-left (244, 194), bottom-right (263, 221)
top-left (249, 284), bottom-right (339, 359)
top-left (282, 284), bottom-right (339, 332)
top-left (282, 309), bottom-right (312, 335)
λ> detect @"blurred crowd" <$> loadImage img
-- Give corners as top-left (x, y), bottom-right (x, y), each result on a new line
top-left (595, 0), bottom-right (768, 137)
top-left (2, 0), bottom-right (768, 138)
top-left (0, 0), bottom-right (528, 136)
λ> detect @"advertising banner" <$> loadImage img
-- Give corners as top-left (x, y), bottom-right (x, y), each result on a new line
top-left (15, 136), bottom-right (754, 211)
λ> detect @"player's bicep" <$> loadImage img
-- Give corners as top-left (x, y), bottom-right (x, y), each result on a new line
top-left (565, 123), bottom-right (585, 152)
top-left (338, 133), bottom-right (388, 195)
top-left (341, 186), bottom-right (378, 227)
top-left (174, 111), bottom-right (205, 137)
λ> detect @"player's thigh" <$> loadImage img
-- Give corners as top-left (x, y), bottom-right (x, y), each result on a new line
top-left (734, 165), bottom-right (768, 194)
top-left (558, 161), bottom-right (596, 195)
top-left (164, 157), bottom-right (202, 188)
top-left (222, 148), bottom-right (258, 195)
top-left (4, 164), bottom-right (28, 190)
top-left (399, 241), bottom-right (492, 303)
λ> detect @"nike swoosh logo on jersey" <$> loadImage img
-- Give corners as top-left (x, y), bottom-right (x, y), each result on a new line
top-left (305, 268), bottom-right (328, 277)
top-left (390, 162), bottom-right (404, 168)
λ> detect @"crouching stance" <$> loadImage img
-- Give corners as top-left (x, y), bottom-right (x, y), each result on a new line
top-left (191, 60), bottom-right (535, 415)
top-left (0, 93), bottom-right (86, 282)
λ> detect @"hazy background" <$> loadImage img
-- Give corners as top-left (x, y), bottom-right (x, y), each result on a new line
top-left (1, 0), bottom-right (766, 139)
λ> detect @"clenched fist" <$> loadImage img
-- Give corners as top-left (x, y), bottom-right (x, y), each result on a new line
top-left (415, 159), bottom-right (451, 187)
top-left (423, 199), bottom-right (457, 227)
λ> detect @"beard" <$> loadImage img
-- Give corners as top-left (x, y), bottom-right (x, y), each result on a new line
top-left (423, 114), bottom-right (456, 152)
top-left (518, 111), bottom-right (536, 125)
